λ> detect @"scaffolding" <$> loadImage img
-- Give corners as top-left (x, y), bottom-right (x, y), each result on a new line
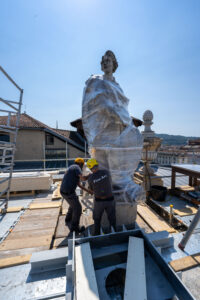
top-left (0, 66), bottom-right (23, 210)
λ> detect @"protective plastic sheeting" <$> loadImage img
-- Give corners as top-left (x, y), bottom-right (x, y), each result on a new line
top-left (82, 75), bottom-right (144, 203)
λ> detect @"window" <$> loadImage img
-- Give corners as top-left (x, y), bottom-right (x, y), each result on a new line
top-left (45, 134), bottom-right (54, 145)
top-left (45, 148), bottom-right (66, 159)
top-left (0, 134), bottom-right (10, 142)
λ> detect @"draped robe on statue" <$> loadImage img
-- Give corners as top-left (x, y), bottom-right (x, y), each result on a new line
top-left (82, 75), bottom-right (143, 202)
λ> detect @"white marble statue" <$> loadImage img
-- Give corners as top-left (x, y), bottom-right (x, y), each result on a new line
top-left (82, 50), bottom-right (143, 202)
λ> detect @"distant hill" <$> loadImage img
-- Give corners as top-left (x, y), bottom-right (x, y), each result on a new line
top-left (155, 134), bottom-right (200, 146)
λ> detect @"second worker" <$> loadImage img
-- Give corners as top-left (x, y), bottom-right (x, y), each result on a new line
top-left (87, 158), bottom-right (116, 235)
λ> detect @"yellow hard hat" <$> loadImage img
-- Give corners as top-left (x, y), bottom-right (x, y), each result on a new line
top-left (87, 158), bottom-right (98, 169)
top-left (75, 157), bottom-right (85, 165)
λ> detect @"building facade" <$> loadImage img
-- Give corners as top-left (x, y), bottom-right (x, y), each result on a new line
top-left (0, 113), bottom-right (86, 170)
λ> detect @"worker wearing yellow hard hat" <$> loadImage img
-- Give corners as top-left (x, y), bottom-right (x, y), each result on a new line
top-left (74, 157), bottom-right (85, 165)
top-left (86, 158), bottom-right (116, 235)
top-left (86, 158), bottom-right (99, 170)
top-left (60, 157), bottom-right (92, 234)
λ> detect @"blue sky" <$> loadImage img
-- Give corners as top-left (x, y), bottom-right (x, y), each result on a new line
top-left (0, 0), bottom-right (200, 136)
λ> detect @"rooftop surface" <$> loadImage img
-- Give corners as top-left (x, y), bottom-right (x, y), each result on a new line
top-left (0, 166), bottom-right (200, 299)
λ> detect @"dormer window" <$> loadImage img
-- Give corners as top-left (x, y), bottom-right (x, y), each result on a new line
top-left (45, 134), bottom-right (54, 145)
top-left (0, 133), bottom-right (10, 142)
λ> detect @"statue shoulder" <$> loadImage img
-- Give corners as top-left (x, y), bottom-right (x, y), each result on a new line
top-left (85, 74), bottom-right (103, 86)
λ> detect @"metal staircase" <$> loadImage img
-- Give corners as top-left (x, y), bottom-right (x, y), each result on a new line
top-left (0, 66), bottom-right (23, 211)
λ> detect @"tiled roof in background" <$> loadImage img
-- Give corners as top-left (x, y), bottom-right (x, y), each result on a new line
top-left (0, 113), bottom-right (85, 150)
top-left (0, 113), bottom-right (48, 128)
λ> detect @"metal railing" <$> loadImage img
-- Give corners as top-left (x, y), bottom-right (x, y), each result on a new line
top-left (0, 157), bottom-right (90, 173)
top-left (0, 66), bottom-right (23, 209)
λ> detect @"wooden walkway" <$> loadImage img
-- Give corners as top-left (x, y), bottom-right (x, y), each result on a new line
top-left (0, 192), bottom-right (180, 268)
top-left (0, 194), bottom-right (61, 261)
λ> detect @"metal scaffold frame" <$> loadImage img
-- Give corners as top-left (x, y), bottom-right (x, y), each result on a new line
top-left (0, 66), bottom-right (23, 210)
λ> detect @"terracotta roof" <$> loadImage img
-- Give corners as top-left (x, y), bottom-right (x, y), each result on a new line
top-left (0, 113), bottom-right (49, 129)
top-left (52, 128), bottom-right (71, 139)
top-left (0, 113), bottom-right (85, 151)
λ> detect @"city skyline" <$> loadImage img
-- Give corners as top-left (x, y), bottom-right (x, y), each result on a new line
top-left (1, 0), bottom-right (200, 136)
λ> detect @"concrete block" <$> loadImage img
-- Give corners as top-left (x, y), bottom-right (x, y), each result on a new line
top-left (146, 231), bottom-right (174, 248)
top-left (30, 247), bottom-right (68, 273)
top-left (0, 172), bottom-right (52, 193)
top-left (101, 202), bottom-right (137, 226)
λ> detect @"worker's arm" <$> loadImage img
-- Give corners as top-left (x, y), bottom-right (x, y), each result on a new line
top-left (78, 182), bottom-right (93, 195)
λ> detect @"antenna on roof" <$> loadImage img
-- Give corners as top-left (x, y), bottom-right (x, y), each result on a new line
top-left (56, 120), bottom-right (58, 129)
top-left (24, 105), bottom-right (26, 114)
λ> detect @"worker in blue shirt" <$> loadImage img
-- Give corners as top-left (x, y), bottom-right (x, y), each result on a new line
top-left (60, 157), bottom-right (91, 233)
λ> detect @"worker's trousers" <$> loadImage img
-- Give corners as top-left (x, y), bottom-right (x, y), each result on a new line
top-left (93, 200), bottom-right (116, 235)
top-left (61, 192), bottom-right (82, 231)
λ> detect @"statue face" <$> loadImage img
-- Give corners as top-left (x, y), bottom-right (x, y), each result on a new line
top-left (101, 55), bottom-right (114, 75)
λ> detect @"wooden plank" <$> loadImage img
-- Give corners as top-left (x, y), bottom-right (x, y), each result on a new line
top-left (55, 216), bottom-right (70, 238)
top-left (179, 185), bottom-right (195, 191)
top-left (20, 214), bottom-right (58, 222)
top-left (29, 202), bottom-right (61, 210)
top-left (169, 256), bottom-right (198, 272)
top-left (53, 237), bottom-right (69, 248)
top-left (22, 208), bottom-right (60, 217)
top-left (0, 246), bottom-right (49, 259)
top-left (12, 218), bottom-right (58, 232)
top-left (0, 206), bottom-right (24, 213)
top-left (124, 237), bottom-right (147, 300)
top-left (173, 206), bottom-right (198, 216)
top-left (0, 254), bottom-right (32, 269)
top-left (52, 184), bottom-right (62, 200)
top-left (75, 242), bottom-right (100, 300)
top-left (20, 208), bottom-right (60, 220)
top-left (137, 205), bottom-right (177, 233)
top-left (0, 235), bottom-right (52, 251)
top-left (6, 228), bottom-right (55, 240)
top-left (136, 214), bottom-right (153, 233)
top-left (193, 253), bottom-right (200, 264)
top-left (32, 199), bottom-right (53, 203)
top-left (0, 190), bottom-right (35, 198)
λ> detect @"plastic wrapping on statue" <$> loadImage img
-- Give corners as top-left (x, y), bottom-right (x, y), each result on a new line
top-left (82, 74), bottom-right (144, 203)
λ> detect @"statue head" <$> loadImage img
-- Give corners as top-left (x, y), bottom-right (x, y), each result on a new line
top-left (101, 50), bottom-right (118, 75)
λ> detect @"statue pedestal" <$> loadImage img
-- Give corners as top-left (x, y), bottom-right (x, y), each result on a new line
top-left (101, 202), bottom-right (137, 227)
